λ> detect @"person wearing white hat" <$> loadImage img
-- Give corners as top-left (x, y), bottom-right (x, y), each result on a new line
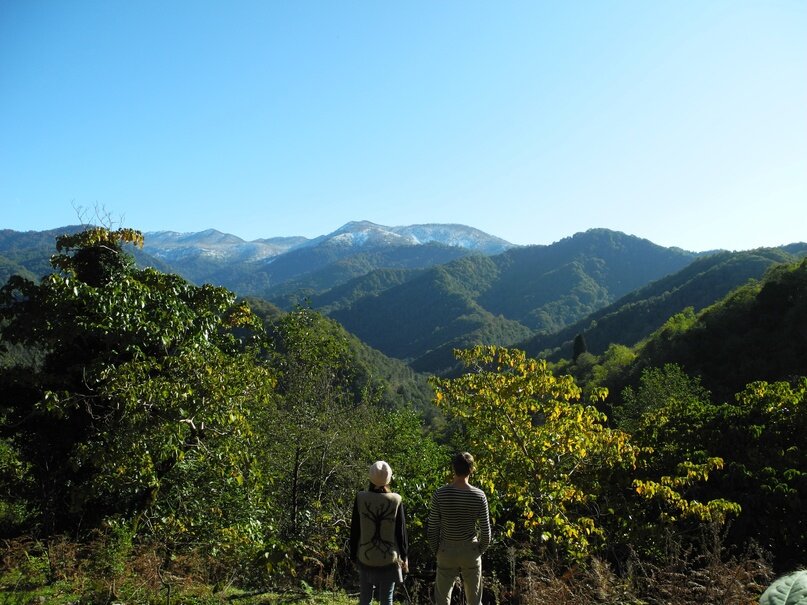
top-left (349, 460), bottom-right (409, 605)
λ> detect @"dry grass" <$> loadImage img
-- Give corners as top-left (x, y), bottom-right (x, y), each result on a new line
top-left (513, 528), bottom-right (773, 605)
top-left (0, 527), bottom-right (776, 605)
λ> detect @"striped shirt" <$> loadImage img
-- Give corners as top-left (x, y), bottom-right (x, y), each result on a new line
top-left (427, 484), bottom-right (491, 555)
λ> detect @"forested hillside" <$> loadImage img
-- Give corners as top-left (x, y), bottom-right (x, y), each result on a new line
top-left (330, 229), bottom-right (695, 372)
top-left (523, 247), bottom-right (803, 361)
top-left (332, 256), bottom-right (534, 371)
top-left (604, 257), bottom-right (807, 403)
top-left (277, 266), bottom-right (421, 313)
top-left (245, 295), bottom-right (436, 415)
top-left (1, 226), bottom-right (704, 376)
top-left (0, 226), bottom-right (84, 279)
top-left (0, 255), bottom-right (36, 286)
top-left (239, 242), bottom-right (471, 301)
top-left (0, 227), bottom-right (448, 599)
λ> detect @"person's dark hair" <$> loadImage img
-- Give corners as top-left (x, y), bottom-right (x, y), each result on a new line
top-left (452, 452), bottom-right (474, 477)
top-left (368, 482), bottom-right (391, 493)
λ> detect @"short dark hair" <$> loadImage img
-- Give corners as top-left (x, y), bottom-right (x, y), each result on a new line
top-left (452, 452), bottom-right (474, 477)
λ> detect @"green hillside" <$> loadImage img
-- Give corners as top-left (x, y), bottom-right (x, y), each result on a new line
top-left (524, 247), bottom-right (800, 360)
top-left (479, 228), bottom-right (696, 329)
top-left (246, 296), bottom-right (435, 413)
top-left (279, 267), bottom-right (422, 313)
top-left (581, 258), bottom-right (807, 570)
top-left (0, 255), bottom-right (36, 285)
top-left (606, 257), bottom-right (807, 403)
top-left (0, 226), bottom-right (173, 283)
top-left (330, 229), bottom-right (695, 372)
top-left (211, 241), bottom-right (472, 298)
top-left (0, 226), bottom-right (82, 279)
top-left (331, 259), bottom-right (531, 361)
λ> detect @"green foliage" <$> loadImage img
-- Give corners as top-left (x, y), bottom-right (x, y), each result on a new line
top-left (606, 366), bottom-right (738, 542)
top-left (617, 364), bottom-right (713, 437)
top-left (0, 226), bottom-right (453, 590)
top-left (615, 259), bottom-right (807, 402)
top-left (0, 255), bottom-right (37, 288)
top-left (432, 347), bottom-right (745, 564)
top-left (258, 307), bottom-right (396, 579)
top-left (715, 379), bottom-right (807, 568)
top-left (612, 363), bottom-right (807, 568)
top-left (3, 225), bottom-right (806, 592)
top-left (760, 570), bottom-right (807, 605)
top-left (432, 345), bottom-right (639, 559)
top-left (589, 343), bottom-right (636, 389)
top-left (522, 248), bottom-right (798, 362)
top-left (364, 407), bottom-right (448, 565)
top-left (0, 226), bottom-right (87, 282)
top-left (0, 227), bottom-right (275, 544)
top-left (572, 333), bottom-right (587, 362)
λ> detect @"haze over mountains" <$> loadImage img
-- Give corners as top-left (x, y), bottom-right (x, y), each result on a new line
top-left (2, 221), bottom-right (805, 374)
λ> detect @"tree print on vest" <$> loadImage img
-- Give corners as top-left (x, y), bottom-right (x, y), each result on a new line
top-left (360, 499), bottom-right (396, 560)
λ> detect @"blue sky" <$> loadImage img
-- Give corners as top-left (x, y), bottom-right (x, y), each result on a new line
top-left (1, 1), bottom-right (805, 251)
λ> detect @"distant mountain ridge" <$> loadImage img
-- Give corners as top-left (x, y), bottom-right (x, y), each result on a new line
top-left (144, 221), bottom-right (512, 261)
top-left (3, 223), bottom-right (804, 376)
top-left (140, 221), bottom-right (515, 296)
top-left (0, 225), bottom-right (172, 282)
top-left (0, 221), bottom-right (516, 301)
top-left (145, 228), bottom-right (309, 263)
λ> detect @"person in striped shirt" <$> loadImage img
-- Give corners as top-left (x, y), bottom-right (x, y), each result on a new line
top-left (427, 452), bottom-right (492, 605)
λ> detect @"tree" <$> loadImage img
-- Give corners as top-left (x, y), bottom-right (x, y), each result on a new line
top-left (373, 407), bottom-right (448, 562)
top-left (432, 346), bottom-right (742, 562)
top-left (0, 227), bottom-right (276, 544)
top-left (572, 333), bottom-right (588, 363)
top-left (260, 307), bottom-right (383, 575)
top-left (711, 379), bottom-right (807, 569)
top-left (431, 345), bottom-right (638, 559)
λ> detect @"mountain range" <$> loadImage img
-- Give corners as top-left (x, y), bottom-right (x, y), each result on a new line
top-left (2, 222), bottom-right (805, 374)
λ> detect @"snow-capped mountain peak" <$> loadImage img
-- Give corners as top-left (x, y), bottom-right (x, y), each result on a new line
top-left (315, 221), bottom-right (513, 253)
top-left (142, 221), bottom-right (514, 265)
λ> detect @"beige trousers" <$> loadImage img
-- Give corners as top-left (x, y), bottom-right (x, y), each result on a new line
top-left (434, 539), bottom-right (482, 605)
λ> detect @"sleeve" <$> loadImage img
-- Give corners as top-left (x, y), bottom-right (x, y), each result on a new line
top-left (395, 501), bottom-right (409, 560)
top-left (349, 495), bottom-right (360, 561)
top-left (427, 489), bottom-right (441, 555)
top-left (478, 492), bottom-right (492, 553)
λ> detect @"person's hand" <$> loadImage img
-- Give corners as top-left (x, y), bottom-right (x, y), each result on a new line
top-left (401, 559), bottom-right (409, 574)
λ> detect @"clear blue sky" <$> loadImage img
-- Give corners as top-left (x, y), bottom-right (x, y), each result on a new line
top-left (2, 1), bottom-right (805, 251)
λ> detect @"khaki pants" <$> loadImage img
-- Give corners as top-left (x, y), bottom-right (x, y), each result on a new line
top-left (434, 539), bottom-right (482, 605)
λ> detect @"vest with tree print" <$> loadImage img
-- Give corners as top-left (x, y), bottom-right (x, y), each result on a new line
top-left (356, 491), bottom-right (402, 567)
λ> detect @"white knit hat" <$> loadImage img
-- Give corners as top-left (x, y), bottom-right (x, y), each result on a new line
top-left (369, 460), bottom-right (393, 487)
